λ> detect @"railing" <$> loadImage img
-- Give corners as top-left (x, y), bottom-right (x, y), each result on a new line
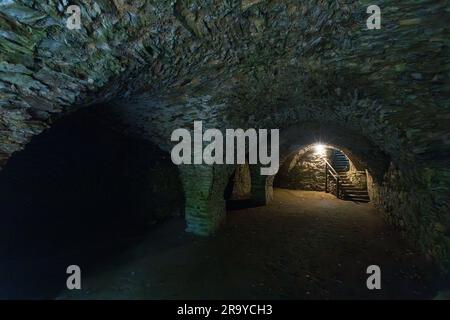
top-left (324, 160), bottom-right (341, 199)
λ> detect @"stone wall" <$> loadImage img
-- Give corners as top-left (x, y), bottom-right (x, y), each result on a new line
top-left (274, 146), bottom-right (333, 191)
top-left (367, 164), bottom-right (450, 270)
top-left (347, 160), bottom-right (367, 190)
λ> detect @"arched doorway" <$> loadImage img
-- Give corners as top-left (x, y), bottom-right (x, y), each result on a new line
top-left (274, 144), bottom-right (370, 202)
top-left (248, 122), bottom-right (389, 207)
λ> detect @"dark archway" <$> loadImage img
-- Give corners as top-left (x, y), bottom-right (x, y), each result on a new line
top-left (0, 104), bottom-right (184, 299)
top-left (225, 164), bottom-right (254, 210)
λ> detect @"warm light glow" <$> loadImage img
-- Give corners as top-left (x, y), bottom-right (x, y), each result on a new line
top-left (314, 144), bottom-right (326, 154)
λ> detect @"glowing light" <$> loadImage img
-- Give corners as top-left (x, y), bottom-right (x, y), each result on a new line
top-left (314, 144), bottom-right (326, 155)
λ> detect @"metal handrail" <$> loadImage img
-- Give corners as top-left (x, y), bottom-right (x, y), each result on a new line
top-left (324, 160), bottom-right (337, 175)
top-left (324, 161), bottom-right (341, 198)
top-left (328, 170), bottom-right (337, 179)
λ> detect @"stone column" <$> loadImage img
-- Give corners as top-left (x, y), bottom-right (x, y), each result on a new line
top-left (230, 163), bottom-right (252, 200)
top-left (249, 165), bottom-right (274, 205)
top-left (179, 164), bottom-right (233, 236)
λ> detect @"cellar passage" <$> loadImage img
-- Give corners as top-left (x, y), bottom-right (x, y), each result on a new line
top-left (0, 0), bottom-right (448, 299)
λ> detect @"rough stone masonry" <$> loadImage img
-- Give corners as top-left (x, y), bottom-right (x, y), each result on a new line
top-left (0, 1), bottom-right (449, 271)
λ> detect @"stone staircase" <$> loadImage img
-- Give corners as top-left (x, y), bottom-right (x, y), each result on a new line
top-left (331, 151), bottom-right (370, 203)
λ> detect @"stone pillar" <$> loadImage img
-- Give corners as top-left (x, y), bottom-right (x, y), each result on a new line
top-left (230, 163), bottom-right (252, 200)
top-left (179, 164), bottom-right (232, 236)
top-left (249, 165), bottom-right (273, 205)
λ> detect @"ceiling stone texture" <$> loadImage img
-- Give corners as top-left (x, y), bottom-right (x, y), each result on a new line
top-left (0, 1), bottom-right (449, 269)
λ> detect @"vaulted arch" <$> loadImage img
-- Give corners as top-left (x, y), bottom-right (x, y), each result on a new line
top-left (1, 0), bottom-right (448, 272)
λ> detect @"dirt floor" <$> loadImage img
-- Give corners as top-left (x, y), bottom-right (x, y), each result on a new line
top-left (58, 189), bottom-right (445, 300)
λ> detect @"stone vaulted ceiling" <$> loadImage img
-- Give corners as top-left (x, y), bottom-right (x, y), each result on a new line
top-left (0, 1), bottom-right (449, 267)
